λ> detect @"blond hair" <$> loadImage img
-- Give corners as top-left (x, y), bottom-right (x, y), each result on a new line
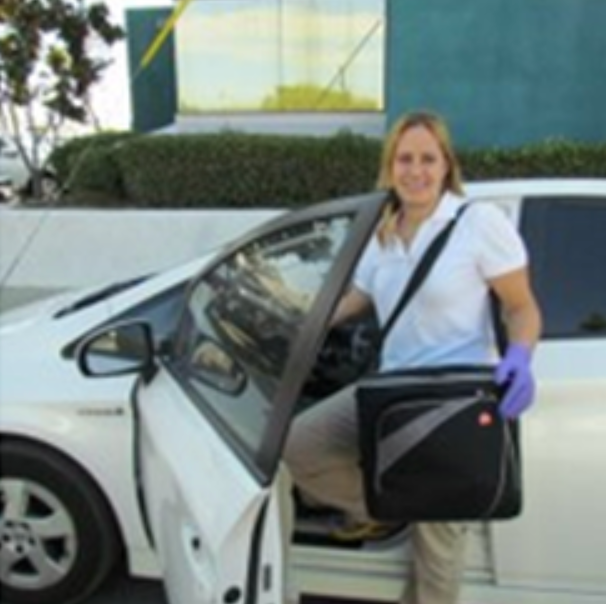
top-left (376, 111), bottom-right (464, 246)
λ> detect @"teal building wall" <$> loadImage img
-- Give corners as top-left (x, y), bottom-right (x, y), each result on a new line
top-left (126, 8), bottom-right (177, 133)
top-left (386, 0), bottom-right (606, 148)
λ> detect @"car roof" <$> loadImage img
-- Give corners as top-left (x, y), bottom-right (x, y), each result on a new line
top-left (464, 178), bottom-right (606, 200)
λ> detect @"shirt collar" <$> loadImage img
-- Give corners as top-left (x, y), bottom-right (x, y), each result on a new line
top-left (429, 191), bottom-right (466, 224)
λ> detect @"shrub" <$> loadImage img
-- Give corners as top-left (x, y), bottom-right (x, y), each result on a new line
top-left (49, 131), bottom-right (139, 203)
top-left (459, 138), bottom-right (606, 180)
top-left (54, 131), bottom-right (606, 208)
top-left (112, 131), bottom-right (381, 208)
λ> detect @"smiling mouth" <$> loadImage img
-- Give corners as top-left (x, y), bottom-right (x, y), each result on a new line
top-left (402, 184), bottom-right (431, 194)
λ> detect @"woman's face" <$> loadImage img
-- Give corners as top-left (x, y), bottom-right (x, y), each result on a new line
top-left (391, 124), bottom-right (449, 211)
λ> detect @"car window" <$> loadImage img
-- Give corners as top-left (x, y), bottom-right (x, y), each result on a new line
top-left (62, 282), bottom-right (187, 358)
top-left (116, 283), bottom-right (187, 344)
top-left (170, 214), bottom-right (354, 469)
top-left (521, 196), bottom-right (606, 338)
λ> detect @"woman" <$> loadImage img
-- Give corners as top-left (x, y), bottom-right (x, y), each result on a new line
top-left (284, 111), bottom-right (541, 604)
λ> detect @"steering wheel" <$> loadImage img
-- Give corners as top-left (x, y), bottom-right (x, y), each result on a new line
top-left (304, 317), bottom-right (380, 398)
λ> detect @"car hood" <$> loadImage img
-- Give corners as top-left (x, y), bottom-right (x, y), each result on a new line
top-left (0, 253), bottom-right (217, 337)
top-left (0, 290), bottom-right (85, 334)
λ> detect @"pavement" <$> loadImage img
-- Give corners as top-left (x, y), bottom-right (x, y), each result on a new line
top-left (88, 575), bottom-right (339, 604)
top-left (87, 575), bottom-right (166, 604)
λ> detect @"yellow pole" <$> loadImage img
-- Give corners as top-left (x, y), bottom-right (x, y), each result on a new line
top-left (139, 0), bottom-right (194, 70)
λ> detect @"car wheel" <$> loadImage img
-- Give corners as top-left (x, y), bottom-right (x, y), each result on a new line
top-left (0, 440), bottom-right (121, 604)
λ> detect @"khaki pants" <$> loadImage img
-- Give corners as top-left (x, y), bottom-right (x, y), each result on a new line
top-left (283, 385), bottom-right (467, 604)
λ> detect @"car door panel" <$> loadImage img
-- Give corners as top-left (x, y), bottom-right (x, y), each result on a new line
top-left (136, 194), bottom-right (384, 604)
top-left (137, 368), bottom-right (278, 604)
top-left (490, 196), bottom-right (606, 594)
top-left (491, 342), bottom-right (606, 592)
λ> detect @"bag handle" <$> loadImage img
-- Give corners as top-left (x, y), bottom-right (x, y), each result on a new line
top-left (378, 204), bottom-right (469, 348)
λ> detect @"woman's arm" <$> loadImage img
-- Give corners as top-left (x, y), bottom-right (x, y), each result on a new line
top-left (329, 287), bottom-right (373, 328)
top-left (489, 266), bottom-right (542, 418)
top-left (489, 266), bottom-right (542, 348)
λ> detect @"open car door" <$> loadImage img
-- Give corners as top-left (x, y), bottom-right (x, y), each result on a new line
top-left (134, 194), bottom-right (383, 604)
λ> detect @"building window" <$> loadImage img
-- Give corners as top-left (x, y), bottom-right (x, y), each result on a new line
top-left (175, 0), bottom-right (384, 113)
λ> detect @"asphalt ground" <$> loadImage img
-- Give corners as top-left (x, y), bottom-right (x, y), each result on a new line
top-left (87, 574), bottom-right (166, 604)
top-left (87, 574), bottom-right (348, 604)
top-left (86, 574), bottom-right (348, 604)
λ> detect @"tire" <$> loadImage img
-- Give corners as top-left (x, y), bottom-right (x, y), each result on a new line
top-left (0, 440), bottom-right (121, 604)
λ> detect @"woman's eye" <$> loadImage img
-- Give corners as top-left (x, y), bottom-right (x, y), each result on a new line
top-left (395, 153), bottom-right (439, 166)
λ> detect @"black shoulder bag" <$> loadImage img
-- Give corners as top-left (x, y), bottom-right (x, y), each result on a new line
top-left (356, 206), bottom-right (522, 522)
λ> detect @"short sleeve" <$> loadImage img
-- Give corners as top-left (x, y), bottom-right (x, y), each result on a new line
top-left (470, 204), bottom-right (528, 279)
top-left (352, 235), bottom-right (380, 294)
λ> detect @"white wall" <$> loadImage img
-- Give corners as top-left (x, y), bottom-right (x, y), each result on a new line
top-left (166, 113), bottom-right (385, 138)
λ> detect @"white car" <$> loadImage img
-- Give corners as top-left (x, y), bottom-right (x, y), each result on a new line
top-left (1, 180), bottom-right (606, 604)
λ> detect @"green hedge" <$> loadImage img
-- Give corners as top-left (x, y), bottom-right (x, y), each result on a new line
top-left (112, 131), bottom-right (381, 208)
top-left (49, 132), bottom-right (606, 208)
top-left (459, 139), bottom-right (606, 180)
top-left (50, 132), bottom-right (140, 205)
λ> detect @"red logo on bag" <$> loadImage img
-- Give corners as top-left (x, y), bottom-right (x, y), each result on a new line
top-left (478, 412), bottom-right (493, 427)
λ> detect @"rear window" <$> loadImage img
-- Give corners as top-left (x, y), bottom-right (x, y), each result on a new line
top-left (520, 196), bottom-right (606, 339)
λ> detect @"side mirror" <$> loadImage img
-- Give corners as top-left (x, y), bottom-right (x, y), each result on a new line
top-left (77, 321), bottom-right (156, 378)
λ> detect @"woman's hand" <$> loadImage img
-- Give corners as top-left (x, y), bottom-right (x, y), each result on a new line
top-left (489, 267), bottom-right (542, 418)
top-left (495, 343), bottom-right (535, 418)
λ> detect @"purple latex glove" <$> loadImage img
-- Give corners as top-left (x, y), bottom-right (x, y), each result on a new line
top-left (495, 343), bottom-right (535, 419)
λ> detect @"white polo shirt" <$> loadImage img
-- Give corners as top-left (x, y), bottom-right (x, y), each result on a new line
top-left (353, 192), bottom-right (527, 371)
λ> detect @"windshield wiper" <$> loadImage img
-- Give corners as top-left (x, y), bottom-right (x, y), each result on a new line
top-left (54, 276), bottom-right (149, 319)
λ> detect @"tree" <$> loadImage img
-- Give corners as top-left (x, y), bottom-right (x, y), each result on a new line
top-left (0, 0), bottom-right (124, 201)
